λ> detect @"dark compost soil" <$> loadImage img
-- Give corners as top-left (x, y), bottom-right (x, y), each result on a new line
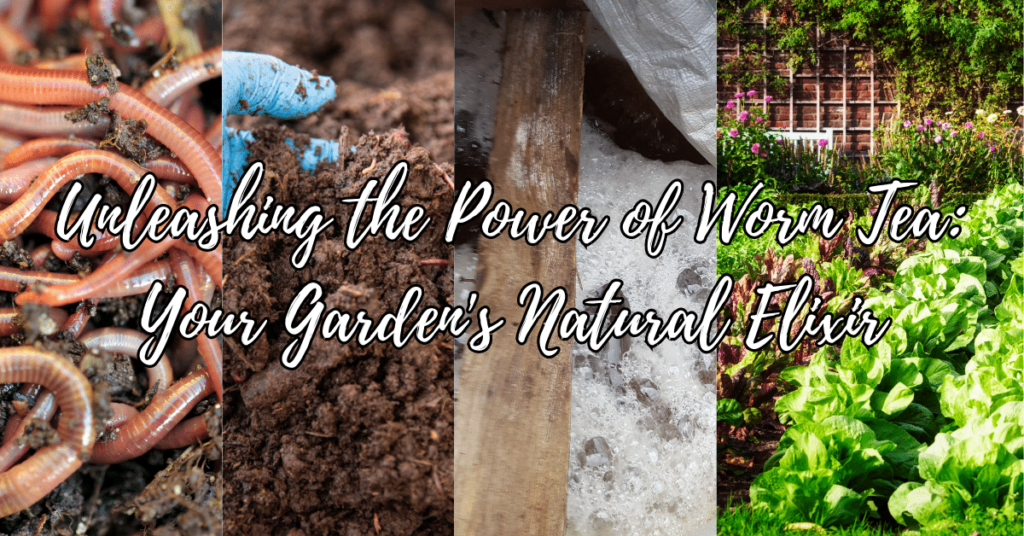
top-left (223, 1), bottom-right (454, 535)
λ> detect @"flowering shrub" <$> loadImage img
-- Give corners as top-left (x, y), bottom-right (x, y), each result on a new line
top-left (717, 90), bottom-right (843, 195)
top-left (875, 109), bottom-right (1023, 196)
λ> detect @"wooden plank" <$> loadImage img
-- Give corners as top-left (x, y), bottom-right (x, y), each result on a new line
top-left (454, 9), bottom-right (585, 536)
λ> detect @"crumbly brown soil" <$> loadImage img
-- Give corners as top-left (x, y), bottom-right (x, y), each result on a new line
top-left (224, 2), bottom-right (454, 534)
top-left (222, 128), bottom-right (454, 536)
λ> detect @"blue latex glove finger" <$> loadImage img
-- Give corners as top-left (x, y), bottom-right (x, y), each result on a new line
top-left (223, 51), bottom-right (341, 211)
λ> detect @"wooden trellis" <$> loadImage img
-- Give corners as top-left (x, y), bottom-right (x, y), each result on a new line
top-left (717, 15), bottom-right (900, 157)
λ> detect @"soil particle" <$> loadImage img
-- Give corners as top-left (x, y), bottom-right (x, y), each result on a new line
top-left (65, 97), bottom-right (111, 125)
top-left (86, 53), bottom-right (119, 93)
top-left (100, 111), bottom-right (169, 162)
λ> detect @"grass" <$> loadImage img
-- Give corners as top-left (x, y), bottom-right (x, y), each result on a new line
top-left (717, 500), bottom-right (1023, 536)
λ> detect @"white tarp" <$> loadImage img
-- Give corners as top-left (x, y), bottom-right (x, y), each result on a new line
top-left (583, 0), bottom-right (717, 167)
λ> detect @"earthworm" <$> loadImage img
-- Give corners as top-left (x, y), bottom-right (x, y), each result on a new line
top-left (0, 347), bottom-right (95, 517)
top-left (0, 387), bottom-right (56, 471)
top-left (178, 96), bottom-right (207, 133)
top-left (90, 258), bottom-right (174, 299)
top-left (38, 0), bottom-right (74, 32)
top-left (141, 46), bottom-right (222, 108)
top-left (0, 131), bottom-right (24, 159)
top-left (420, 258), bottom-right (451, 266)
top-left (0, 158), bottom-right (59, 202)
top-left (60, 301), bottom-right (93, 338)
top-left (169, 248), bottom-right (222, 399)
top-left (79, 327), bottom-right (173, 393)
top-left (0, 307), bottom-right (18, 336)
top-left (0, 18), bottom-right (32, 62)
top-left (0, 265), bottom-right (78, 292)
top-left (204, 116), bottom-right (221, 149)
top-left (16, 236), bottom-right (176, 306)
top-left (0, 149), bottom-right (193, 242)
top-left (28, 208), bottom-right (145, 259)
top-left (34, 54), bottom-right (89, 70)
top-left (0, 103), bottom-right (109, 138)
top-left (88, 0), bottom-right (137, 46)
top-left (0, 63), bottom-right (222, 204)
top-left (3, 138), bottom-right (97, 168)
top-left (29, 243), bottom-right (52, 268)
top-left (4, 0), bottom-right (31, 31)
top-left (89, 367), bottom-right (212, 464)
top-left (4, 140), bottom-right (196, 185)
top-left (104, 402), bottom-right (137, 429)
top-left (153, 412), bottom-right (209, 449)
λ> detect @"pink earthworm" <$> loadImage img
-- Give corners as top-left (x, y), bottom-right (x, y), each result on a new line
top-left (0, 63), bottom-right (222, 204)
top-left (2, 138), bottom-right (98, 169)
top-left (16, 236), bottom-right (178, 306)
top-left (0, 157), bottom-right (59, 202)
top-left (0, 151), bottom-right (218, 279)
top-left (0, 347), bottom-right (95, 517)
top-left (141, 47), bottom-right (222, 108)
top-left (154, 411), bottom-right (211, 449)
top-left (29, 243), bottom-right (52, 268)
top-left (169, 248), bottom-right (222, 400)
top-left (0, 386), bottom-right (57, 472)
top-left (38, 0), bottom-right (75, 32)
top-left (89, 367), bottom-right (211, 464)
top-left (34, 54), bottom-right (89, 70)
top-left (204, 116), bottom-right (221, 149)
top-left (78, 326), bottom-right (174, 393)
top-left (90, 258), bottom-right (174, 299)
top-left (0, 18), bottom-right (32, 62)
top-left (0, 265), bottom-right (78, 292)
top-left (0, 103), bottom-right (109, 138)
top-left (60, 301), bottom-right (93, 338)
top-left (0, 307), bottom-right (19, 336)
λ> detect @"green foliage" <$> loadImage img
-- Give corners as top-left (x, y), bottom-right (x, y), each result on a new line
top-left (874, 113), bottom-right (1024, 196)
top-left (746, 183), bottom-right (1024, 529)
top-left (718, 0), bottom-right (1024, 112)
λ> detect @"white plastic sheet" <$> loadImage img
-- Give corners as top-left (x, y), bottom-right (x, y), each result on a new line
top-left (582, 0), bottom-right (717, 167)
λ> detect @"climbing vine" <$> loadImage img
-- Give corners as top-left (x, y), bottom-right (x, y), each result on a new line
top-left (718, 0), bottom-right (1023, 113)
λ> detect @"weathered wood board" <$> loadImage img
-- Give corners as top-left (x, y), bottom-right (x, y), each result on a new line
top-left (454, 8), bottom-right (586, 536)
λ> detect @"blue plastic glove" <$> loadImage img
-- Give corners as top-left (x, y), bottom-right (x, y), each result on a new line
top-left (223, 51), bottom-right (341, 210)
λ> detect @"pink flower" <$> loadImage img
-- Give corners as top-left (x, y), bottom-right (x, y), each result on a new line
top-left (726, 100), bottom-right (736, 109)
top-left (818, 139), bottom-right (828, 147)
top-left (751, 143), bottom-right (761, 154)
top-left (903, 120), bottom-right (912, 128)
top-left (934, 135), bottom-right (942, 143)
top-left (739, 111), bottom-right (749, 121)
top-left (942, 122), bottom-right (951, 130)
top-left (734, 92), bottom-right (744, 99)
top-left (990, 146), bottom-right (997, 152)
top-left (917, 125), bottom-right (925, 132)
top-left (978, 131), bottom-right (985, 139)
top-left (925, 117), bottom-right (933, 126)
top-left (755, 117), bottom-right (764, 123)
top-left (729, 128), bottom-right (739, 137)
top-left (964, 122), bottom-right (973, 129)
top-left (765, 95), bottom-right (773, 103)
top-left (950, 131), bottom-right (958, 137)
top-left (746, 90), bottom-right (757, 98)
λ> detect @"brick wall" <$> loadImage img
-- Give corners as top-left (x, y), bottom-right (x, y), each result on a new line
top-left (718, 22), bottom-right (904, 156)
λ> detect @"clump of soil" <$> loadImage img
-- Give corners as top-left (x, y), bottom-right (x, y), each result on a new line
top-left (223, 1), bottom-right (454, 534)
